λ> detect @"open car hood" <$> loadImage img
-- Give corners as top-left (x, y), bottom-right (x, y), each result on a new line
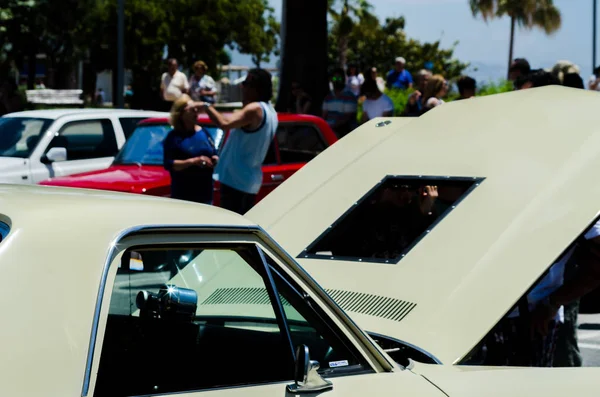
top-left (247, 86), bottom-right (600, 365)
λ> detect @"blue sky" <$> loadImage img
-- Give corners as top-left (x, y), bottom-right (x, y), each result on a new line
top-left (231, 0), bottom-right (597, 83)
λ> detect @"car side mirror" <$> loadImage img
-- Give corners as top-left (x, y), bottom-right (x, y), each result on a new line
top-left (287, 345), bottom-right (333, 394)
top-left (41, 147), bottom-right (67, 164)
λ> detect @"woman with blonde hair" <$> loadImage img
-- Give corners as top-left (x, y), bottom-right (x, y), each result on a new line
top-left (163, 94), bottom-right (218, 204)
top-left (422, 74), bottom-right (448, 112)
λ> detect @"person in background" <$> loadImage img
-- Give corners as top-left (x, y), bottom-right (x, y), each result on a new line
top-left (360, 78), bottom-right (394, 123)
top-left (551, 60), bottom-right (580, 85)
top-left (386, 57), bottom-right (413, 90)
top-left (588, 66), bottom-right (600, 91)
top-left (346, 64), bottom-right (364, 97)
top-left (421, 74), bottom-right (448, 112)
top-left (185, 68), bottom-right (277, 215)
top-left (124, 85), bottom-right (134, 108)
top-left (563, 73), bottom-right (585, 89)
top-left (289, 81), bottom-right (312, 114)
top-left (95, 88), bottom-right (105, 106)
top-left (189, 60), bottom-right (217, 103)
top-left (35, 79), bottom-right (46, 89)
top-left (161, 58), bottom-right (189, 111)
top-left (322, 68), bottom-right (358, 138)
top-left (517, 69), bottom-right (560, 89)
top-left (457, 76), bottom-right (476, 100)
top-left (404, 69), bottom-right (432, 117)
top-left (367, 67), bottom-right (386, 93)
top-left (509, 58), bottom-right (531, 83)
top-left (163, 94), bottom-right (218, 204)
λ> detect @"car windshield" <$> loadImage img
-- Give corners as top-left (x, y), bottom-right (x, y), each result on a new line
top-left (113, 123), bottom-right (225, 166)
top-left (0, 117), bottom-right (53, 158)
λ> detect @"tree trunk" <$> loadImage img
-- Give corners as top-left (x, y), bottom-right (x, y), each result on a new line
top-left (338, 35), bottom-right (348, 69)
top-left (507, 16), bottom-right (515, 79)
top-left (27, 50), bottom-right (36, 90)
top-left (276, 0), bottom-right (329, 115)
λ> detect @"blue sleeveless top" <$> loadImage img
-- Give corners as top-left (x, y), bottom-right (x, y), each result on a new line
top-left (215, 102), bottom-right (278, 194)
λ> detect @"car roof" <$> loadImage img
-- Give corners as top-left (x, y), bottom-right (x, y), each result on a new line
top-left (3, 109), bottom-right (168, 120)
top-left (246, 86), bottom-right (600, 365)
top-left (1, 184), bottom-right (253, 233)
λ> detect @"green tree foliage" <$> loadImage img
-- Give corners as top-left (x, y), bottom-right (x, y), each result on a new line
top-left (328, 0), bottom-right (373, 68)
top-left (329, 11), bottom-right (469, 81)
top-left (1, 0), bottom-right (280, 102)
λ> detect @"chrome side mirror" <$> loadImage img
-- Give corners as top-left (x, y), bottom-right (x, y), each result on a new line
top-left (287, 345), bottom-right (333, 394)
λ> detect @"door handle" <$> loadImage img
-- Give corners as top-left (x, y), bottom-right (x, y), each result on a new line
top-left (271, 174), bottom-right (284, 181)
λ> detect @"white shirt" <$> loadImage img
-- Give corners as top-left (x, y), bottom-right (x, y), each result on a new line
top-left (362, 94), bottom-right (394, 120)
top-left (589, 75), bottom-right (600, 91)
top-left (189, 74), bottom-right (216, 101)
top-left (346, 74), bottom-right (364, 97)
top-left (509, 220), bottom-right (600, 322)
top-left (215, 102), bottom-right (278, 194)
top-left (161, 71), bottom-right (189, 101)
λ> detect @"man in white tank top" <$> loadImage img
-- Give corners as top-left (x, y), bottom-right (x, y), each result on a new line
top-left (186, 69), bottom-right (278, 214)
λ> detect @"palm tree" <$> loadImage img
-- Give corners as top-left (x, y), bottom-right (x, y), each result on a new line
top-left (328, 0), bottom-right (373, 68)
top-left (470, 0), bottom-right (561, 78)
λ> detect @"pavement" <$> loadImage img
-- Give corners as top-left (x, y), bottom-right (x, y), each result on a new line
top-left (579, 313), bottom-right (600, 366)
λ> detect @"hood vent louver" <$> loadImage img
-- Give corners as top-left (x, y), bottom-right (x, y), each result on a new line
top-left (201, 287), bottom-right (416, 323)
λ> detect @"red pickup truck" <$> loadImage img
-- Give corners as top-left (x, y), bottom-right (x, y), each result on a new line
top-left (39, 113), bottom-right (337, 206)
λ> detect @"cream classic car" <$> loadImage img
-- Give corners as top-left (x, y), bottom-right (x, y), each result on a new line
top-left (246, 86), bottom-right (600, 394)
top-left (0, 184), bottom-right (447, 397)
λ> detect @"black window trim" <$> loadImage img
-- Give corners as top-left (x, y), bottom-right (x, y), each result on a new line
top-left (267, 261), bottom-right (375, 377)
top-left (49, 118), bottom-right (117, 159)
top-left (298, 175), bottom-right (485, 265)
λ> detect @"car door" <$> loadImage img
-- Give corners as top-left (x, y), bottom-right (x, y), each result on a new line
top-left (30, 118), bottom-right (119, 183)
top-left (256, 139), bottom-right (282, 202)
top-left (272, 122), bottom-right (329, 186)
top-left (86, 230), bottom-right (446, 397)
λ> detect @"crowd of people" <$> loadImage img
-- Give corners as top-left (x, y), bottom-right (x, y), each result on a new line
top-left (160, 58), bottom-right (218, 111)
top-left (162, 67), bottom-right (277, 216)
top-left (287, 55), bottom-right (596, 138)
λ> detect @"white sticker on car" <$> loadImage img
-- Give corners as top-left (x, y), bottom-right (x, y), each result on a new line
top-left (329, 360), bottom-right (349, 368)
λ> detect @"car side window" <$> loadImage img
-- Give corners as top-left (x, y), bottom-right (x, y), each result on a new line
top-left (277, 124), bottom-right (326, 164)
top-left (118, 117), bottom-right (146, 139)
top-left (95, 244), bottom-right (366, 397)
top-left (263, 140), bottom-right (278, 165)
top-left (50, 119), bottom-right (118, 161)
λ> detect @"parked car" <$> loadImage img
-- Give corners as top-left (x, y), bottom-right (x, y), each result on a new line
top-left (0, 109), bottom-right (167, 184)
top-left (39, 113), bottom-right (338, 206)
top-left (0, 184), bottom-right (446, 397)
top-left (247, 86), bottom-right (600, 374)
